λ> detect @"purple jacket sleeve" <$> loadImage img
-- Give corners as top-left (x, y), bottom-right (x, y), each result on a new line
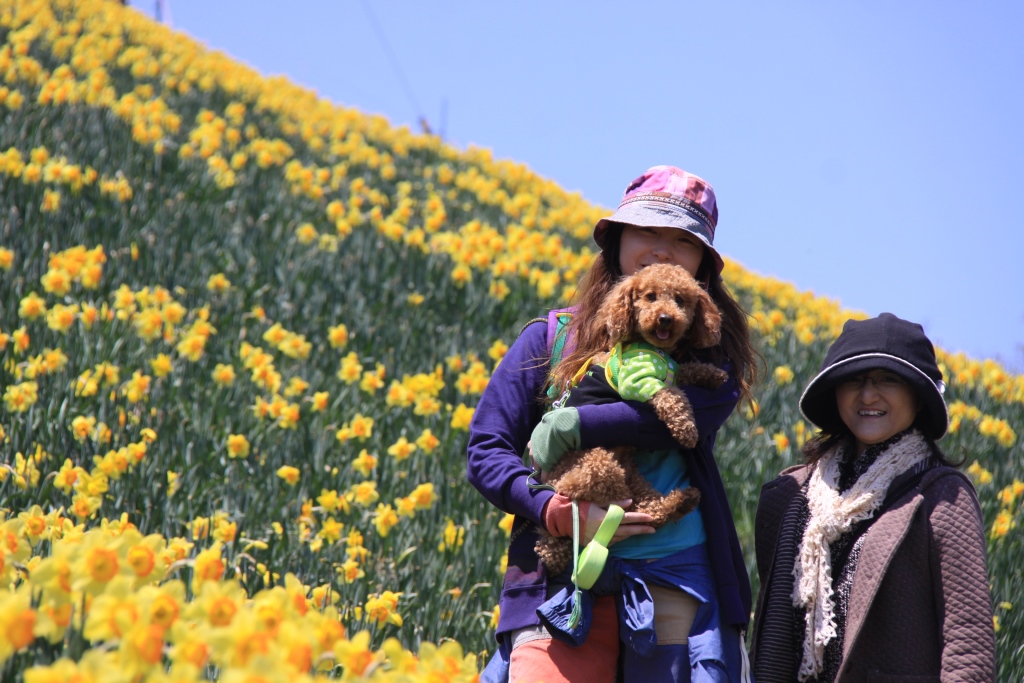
top-left (575, 368), bottom-right (740, 450)
top-left (466, 322), bottom-right (555, 524)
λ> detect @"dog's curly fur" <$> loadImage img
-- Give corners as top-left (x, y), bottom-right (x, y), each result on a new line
top-left (536, 264), bottom-right (729, 575)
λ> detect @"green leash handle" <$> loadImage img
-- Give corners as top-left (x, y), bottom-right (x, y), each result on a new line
top-left (572, 504), bottom-right (624, 590)
top-left (592, 504), bottom-right (624, 546)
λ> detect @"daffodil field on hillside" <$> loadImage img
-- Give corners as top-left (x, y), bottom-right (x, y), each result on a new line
top-left (0, 1), bottom-right (1021, 681)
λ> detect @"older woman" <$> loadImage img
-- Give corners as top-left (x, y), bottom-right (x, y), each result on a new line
top-left (750, 313), bottom-right (995, 682)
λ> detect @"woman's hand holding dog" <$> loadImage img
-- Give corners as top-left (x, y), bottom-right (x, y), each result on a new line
top-left (544, 493), bottom-right (655, 545)
top-left (588, 499), bottom-right (656, 544)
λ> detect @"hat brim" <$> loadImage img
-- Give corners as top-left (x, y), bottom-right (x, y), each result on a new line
top-left (798, 353), bottom-right (948, 440)
top-left (593, 202), bottom-right (724, 275)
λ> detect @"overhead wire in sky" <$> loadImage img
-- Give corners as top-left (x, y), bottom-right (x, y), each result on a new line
top-left (153, 0), bottom-right (172, 26)
top-left (141, 0), bottom-right (438, 136)
top-left (357, 0), bottom-right (431, 134)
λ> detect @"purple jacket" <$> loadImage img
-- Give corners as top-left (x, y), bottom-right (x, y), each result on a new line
top-left (466, 319), bottom-right (752, 638)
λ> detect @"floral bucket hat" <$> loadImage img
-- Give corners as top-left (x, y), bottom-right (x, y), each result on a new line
top-left (592, 165), bottom-right (723, 274)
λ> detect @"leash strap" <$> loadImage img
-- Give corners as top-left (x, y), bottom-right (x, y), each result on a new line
top-left (568, 499), bottom-right (583, 629)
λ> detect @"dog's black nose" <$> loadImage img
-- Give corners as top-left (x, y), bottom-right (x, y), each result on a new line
top-left (658, 314), bottom-right (674, 328)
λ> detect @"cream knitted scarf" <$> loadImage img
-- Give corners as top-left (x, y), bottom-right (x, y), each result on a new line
top-left (793, 430), bottom-right (931, 681)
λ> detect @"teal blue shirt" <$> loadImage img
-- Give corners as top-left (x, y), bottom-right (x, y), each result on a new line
top-left (609, 448), bottom-right (706, 559)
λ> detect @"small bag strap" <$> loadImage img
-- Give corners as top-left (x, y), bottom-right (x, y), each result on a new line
top-left (547, 307), bottom-right (575, 363)
top-left (541, 308), bottom-right (574, 404)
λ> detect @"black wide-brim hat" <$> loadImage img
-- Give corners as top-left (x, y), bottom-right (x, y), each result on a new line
top-left (799, 312), bottom-right (948, 440)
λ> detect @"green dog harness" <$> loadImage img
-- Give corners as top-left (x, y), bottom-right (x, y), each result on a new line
top-left (605, 341), bottom-right (679, 392)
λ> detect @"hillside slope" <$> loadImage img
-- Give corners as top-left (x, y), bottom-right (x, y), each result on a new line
top-left (1, 1), bottom-right (1021, 679)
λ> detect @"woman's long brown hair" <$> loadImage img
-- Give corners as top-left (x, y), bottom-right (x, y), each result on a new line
top-left (549, 223), bottom-right (760, 404)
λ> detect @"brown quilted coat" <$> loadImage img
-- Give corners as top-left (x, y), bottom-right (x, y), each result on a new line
top-left (750, 463), bottom-right (995, 682)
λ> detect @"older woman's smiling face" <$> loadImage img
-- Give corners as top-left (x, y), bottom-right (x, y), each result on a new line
top-left (835, 369), bottom-right (921, 454)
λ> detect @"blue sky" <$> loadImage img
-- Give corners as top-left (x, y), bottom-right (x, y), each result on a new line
top-left (136, 2), bottom-right (1024, 370)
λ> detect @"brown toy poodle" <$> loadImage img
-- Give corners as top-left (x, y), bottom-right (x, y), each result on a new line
top-left (536, 263), bottom-right (728, 575)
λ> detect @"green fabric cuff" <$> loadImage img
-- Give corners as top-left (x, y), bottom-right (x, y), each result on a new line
top-left (616, 358), bottom-right (667, 402)
top-left (530, 407), bottom-right (581, 471)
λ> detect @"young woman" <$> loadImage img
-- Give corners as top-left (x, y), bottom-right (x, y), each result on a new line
top-left (750, 313), bottom-right (995, 682)
top-left (468, 165), bottom-right (758, 683)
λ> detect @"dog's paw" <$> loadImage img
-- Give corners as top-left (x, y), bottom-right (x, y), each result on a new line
top-left (676, 362), bottom-right (728, 389)
top-left (667, 420), bottom-right (699, 449)
top-left (632, 486), bottom-right (701, 526)
top-left (535, 534), bottom-right (572, 576)
top-left (664, 486), bottom-right (701, 522)
top-left (650, 388), bottom-right (699, 448)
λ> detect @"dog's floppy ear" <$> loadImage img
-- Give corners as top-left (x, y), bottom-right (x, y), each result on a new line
top-left (687, 288), bottom-right (723, 349)
top-left (599, 276), bottom-right (636, 344)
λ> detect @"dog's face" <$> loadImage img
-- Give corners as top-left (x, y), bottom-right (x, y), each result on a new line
top-left (630, 269), bottom-right (701, 349)
top-left (599, 263), bottom-right (722, 351)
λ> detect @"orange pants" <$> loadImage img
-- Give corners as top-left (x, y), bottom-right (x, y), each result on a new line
top-left (509, 595), bottom-right (620, 683)
top-left (508, 588), bottom-right (699, 683)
